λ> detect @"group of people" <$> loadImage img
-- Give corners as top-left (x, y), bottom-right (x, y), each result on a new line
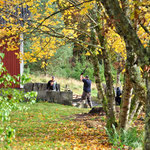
top-left (79, 74), bottom-right (122, 107)
top-left (47, 74), bottom-right (122, 108)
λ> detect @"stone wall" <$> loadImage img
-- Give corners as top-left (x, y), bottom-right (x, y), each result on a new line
top-left (23, 83), bottom-right (93, 108)
top-left (24, 83), bottom-right (47, 92)
top-left (46, 91), bottom-right (73, 105)
top-left (24, 83), bottom-right (48, 100)
top-left (23, 83), bottom-right (72, 105)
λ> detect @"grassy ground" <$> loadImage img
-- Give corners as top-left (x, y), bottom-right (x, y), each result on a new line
top-left (1, 102), bottom-right (143, 150)
top-left (30, 74), bottom-right (97, 97)
top-left (9, 75), bottom-right (143, 149)
top-left (3, 102), bottom-right (113, 150)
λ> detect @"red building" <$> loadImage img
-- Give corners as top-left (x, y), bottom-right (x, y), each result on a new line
top-left (0, 34), bottom-right (24, 88)
top-left (0, 5), bottom-right (29, 88)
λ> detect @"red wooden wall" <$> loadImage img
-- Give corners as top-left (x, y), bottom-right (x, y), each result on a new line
top-left (0, 40), bottom-right (20, 88)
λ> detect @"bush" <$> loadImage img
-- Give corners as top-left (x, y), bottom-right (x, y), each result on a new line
top-left (0, 53), bottom-right (37, 148)
top-left (105, 125), bottom-right (143, 149)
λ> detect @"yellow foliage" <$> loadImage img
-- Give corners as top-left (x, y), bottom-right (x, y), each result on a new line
top-left (140, 67), bottom-right (143, 73)
top-left (23, 36), bottom-right (65, 68)
top-left (122, 68), bottom-right (126, 73)
top-left (80, 1), bottom-right (95, 15)
top-left (85, 51), bottom-right (90, 56)
top-left (0, 0), bottom-right (149, 69)
top-left (0, 0), bottom-right (4, 5)
top-left (106, 29), bottom-right (127, 60)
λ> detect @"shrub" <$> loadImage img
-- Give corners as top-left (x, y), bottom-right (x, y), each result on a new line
top-left (105, 125), bottom-right (143, 149)
top-left (0, 53), bottom-right (37, 148)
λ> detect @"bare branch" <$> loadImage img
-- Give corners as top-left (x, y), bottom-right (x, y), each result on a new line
top-left (140, 23), bottom-right (150, 35)
top-left (34, 25), bottom-right (103, 50)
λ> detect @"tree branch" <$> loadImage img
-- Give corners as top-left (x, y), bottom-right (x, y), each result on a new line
top-left (140, 23), bottom-right (150, 35)
top-left (31, 0), bottom-right (94, 33)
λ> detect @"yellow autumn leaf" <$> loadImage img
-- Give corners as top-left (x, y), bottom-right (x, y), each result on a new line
top-left (122, 68), bottom-right (126, 73)
top-left (85, 51), bottom-right (90, 56)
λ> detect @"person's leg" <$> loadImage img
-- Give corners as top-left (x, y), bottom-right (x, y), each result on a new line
top-left (115, 97), bottom-right (119, 105)
top-left (87, 93), bottom-right (92, 108)
top-left (81, 91), bottom-right (87, 101)
top-left (118, 97), bottom-right (121, 105)
top-left (80, 91), bottom-right (87, 107)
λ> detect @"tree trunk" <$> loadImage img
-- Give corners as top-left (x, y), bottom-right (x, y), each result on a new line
top-left (116, 69), bottom-right (121, 87)
top-left (97, 0), bottom-right (148, 130)
top-left (144, 76), bottom-right (150, 150)
top-left (98, 0), bottom-right (147, 103)
top-left (116, 55), bottom-right (122, 87)
top-left (102, 49), bottom-right (116, 128)
top-left (95, 25), bottom-right (116, 129)
top-left (90, 54), bottom-right (107, 113)
top-left (88, 20), bottom-right (108, 113)
top-left (98, 0), bottom-right (146, 61)
top-left (128, 99), bottom-right (140, 128)
top-left (119, 44), bottom-right (145, 129)
top-left (129, 65), bottom-right (146, 104)
top-left (119, 69), bottom-right (133, 129)
top-left (136, 104), bottom-right (143, 118)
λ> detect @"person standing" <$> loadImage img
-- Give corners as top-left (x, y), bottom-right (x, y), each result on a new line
top-left (115, 87), bottom-right (122, 105)
top-left (80, 73), bottom-right (92, 108)
top-left (47, 76), bottom-right (58, 91)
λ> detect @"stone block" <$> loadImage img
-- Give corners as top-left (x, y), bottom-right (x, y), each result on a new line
top-left (24, 83), bottom-right (33, 92)
top-left (60, 91), bottom-right (72, 100)
top-left (46, 91), bottom-right (73, 105)
top-left (33, 83), bottom-right (39, 91)
top-left (46, 91), bottom-right (60, 103)
top-left (37, 90), bottom-right (47, 100)
top-left (42, 83), bottom-right (47, 90)
top-left (38, 83), bottom-right (43, 91)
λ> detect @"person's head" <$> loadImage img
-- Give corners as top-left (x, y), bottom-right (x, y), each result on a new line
top-left (51, 76), bottom-right (55, 81)
top-left (85, 75), bottom-right (89, 79)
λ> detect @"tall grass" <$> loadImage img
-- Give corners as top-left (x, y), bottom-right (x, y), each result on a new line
top-left (105, 125), bottom-right (143, 149)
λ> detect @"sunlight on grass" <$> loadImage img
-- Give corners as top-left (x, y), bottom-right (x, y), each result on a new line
top-left (2, 102), bottom-right (114, 150)
top-left (7, 102), bottom-right (93, 149)
top-left (2, 102), bottom-right (142, 150)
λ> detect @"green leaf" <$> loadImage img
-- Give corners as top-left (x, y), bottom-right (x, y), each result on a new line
top-left (0, 53), bottom-right (4, 59)
top-left (0, 62), bottom-right (4, 70)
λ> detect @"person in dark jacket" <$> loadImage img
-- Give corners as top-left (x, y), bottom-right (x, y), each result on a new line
top-left (80, 74), bottom-right (92, 108)
top-left (115, 87), bottom-right (122, 105)
top-left (47, 76), bottom-right (58, 91)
